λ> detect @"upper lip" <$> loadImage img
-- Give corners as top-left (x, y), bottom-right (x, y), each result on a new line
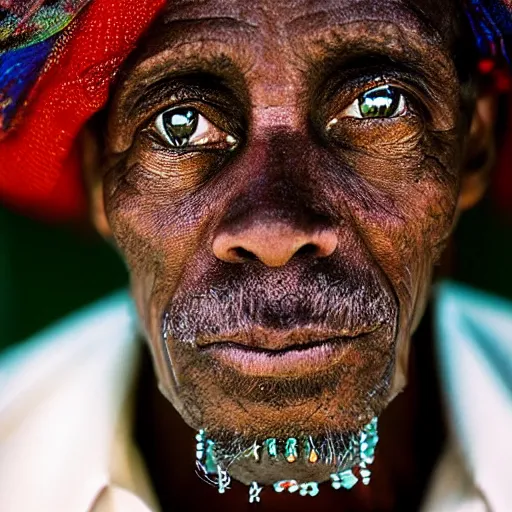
top-left (195, 324), bottom-right (383, 352)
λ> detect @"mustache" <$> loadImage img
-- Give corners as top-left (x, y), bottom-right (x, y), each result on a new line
top-left (163, 264), bottom-right (397, 344)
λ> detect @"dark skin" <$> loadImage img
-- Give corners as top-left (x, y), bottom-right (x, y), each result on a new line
top-left (82, 0), bottom-right (498, 509)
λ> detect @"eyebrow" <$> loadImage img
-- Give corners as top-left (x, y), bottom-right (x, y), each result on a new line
top-left (127, 72), bottom-right (247, 127)
top-left (128, 17), bottom-right (258, 76)
top-left (116, 17), bottom-right (258, 101)
top-left (293, 21), bottom-right (455, 96)
top-left (285, 2), bottom-right (453, 76)
top-left (108, 19), bottom-right (259, 151)
top-left (303, 32), bottom-right (450, 81)
top-left (116, 50), bottom-right (252, 130)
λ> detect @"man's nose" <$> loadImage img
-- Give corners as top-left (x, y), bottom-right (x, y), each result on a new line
top-left (212, 221), bottom-right (338, 267)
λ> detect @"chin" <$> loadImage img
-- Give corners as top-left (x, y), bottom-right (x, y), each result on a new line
top-left (164, 322), bottom-right (396, 441)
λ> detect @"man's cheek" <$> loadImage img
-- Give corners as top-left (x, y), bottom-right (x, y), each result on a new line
top-left (106, 187), bottom-right (182, 274)
top-left (105, 187), bottom-right (214, 336)
top-left (344, 172), bottom-right (459, 305)
top-left (342, 172), bottom-right (460, 395)
top-left (103, 199), bottom-right (188, 398)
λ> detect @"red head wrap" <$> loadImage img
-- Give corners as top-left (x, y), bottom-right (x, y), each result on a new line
top-left (0, 0), bottom-right (164, 220)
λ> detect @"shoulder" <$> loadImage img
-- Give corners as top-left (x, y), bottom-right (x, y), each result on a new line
top-left (431, 281), bottom-right (512, 512)
top-left (0, 290), bottom-right (136, 417)
top-left (434, 280), bottom-right (512, 367)
top-left (433, 280), bottom-right (512, 410)
top-left (0, 290), bottom-right (142, 512)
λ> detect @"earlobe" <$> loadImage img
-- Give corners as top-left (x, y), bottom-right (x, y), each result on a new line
top-left (458, 93), bottom-right (498, 211)
top-left (79, 125), bottom-right (112, 239)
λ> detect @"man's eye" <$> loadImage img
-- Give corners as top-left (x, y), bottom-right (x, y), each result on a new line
top-left (339, 85), bottom-right (407, 120)
top-left (154, 107), bottom-right (237, 149)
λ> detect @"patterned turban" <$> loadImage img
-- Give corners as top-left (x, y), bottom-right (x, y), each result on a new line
top-left (0, 0), bottom-right (510, 220)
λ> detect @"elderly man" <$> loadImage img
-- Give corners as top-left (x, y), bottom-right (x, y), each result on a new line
top-left (0, 0), bottom-right (512, 510)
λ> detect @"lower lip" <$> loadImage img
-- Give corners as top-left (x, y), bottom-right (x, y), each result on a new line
top-left (202, 337), bottom-right (370, 378)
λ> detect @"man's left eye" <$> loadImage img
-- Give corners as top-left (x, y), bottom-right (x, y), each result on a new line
top-left (339, 85), bottom-right (407, 120)
top-left (154, 106), bottom-right (237, 149)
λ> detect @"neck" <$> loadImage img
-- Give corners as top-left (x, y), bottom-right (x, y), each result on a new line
top-left (134, 308), bottom-right (445, 511)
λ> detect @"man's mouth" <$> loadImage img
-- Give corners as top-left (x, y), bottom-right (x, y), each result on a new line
top-left (163, 283), bottom-right (396, 436)
top-left (197, 325), bottom-right (383, 378)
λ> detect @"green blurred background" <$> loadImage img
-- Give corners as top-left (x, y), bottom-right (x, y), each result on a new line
top-left (0, 196), bottom-right (511, 352)
top-left (0, 206), bottom-right (128, 351)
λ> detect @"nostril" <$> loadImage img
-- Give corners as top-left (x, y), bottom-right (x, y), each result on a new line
top-left (232, 247), bottom-right (258, 261)
top-left (295, 243), bottom-right (318, 257)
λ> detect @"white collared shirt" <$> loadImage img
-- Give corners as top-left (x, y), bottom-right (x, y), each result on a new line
top-left (0, 282), bottom-right (511, 511)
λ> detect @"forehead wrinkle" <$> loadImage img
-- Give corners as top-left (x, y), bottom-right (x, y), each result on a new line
top-left (293, 21), bottom-right (446, 66)
top-left (138, 17), bottom-right (258, 69)
top-left (119, 20), bottom-right (260, 94)
top-left (285, 0), bottom-right (443, 41)
top-left (159, 0), bottom-right (265, 27)
top-left (160, 15), bottom-right (258, 30)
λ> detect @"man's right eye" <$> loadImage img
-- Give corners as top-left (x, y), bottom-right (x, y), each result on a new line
top-left (154, 106), bottom-right (238, 150)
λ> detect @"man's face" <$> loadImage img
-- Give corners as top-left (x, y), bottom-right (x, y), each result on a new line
top-left (98, 0), bottom-right (475, 479)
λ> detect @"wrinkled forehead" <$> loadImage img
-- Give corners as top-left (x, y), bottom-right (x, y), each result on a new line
top-left (157, 0), bottom-right (456, 26)
top-left (118, 0), bottom-right (464, 87)
top-left (151, 0), bottom-right (460, 46)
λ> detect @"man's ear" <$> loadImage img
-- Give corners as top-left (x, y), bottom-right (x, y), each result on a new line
top-left (79, 125), bottom-right (112, 239)
top-left (458, 92), bottom-right (499, 211)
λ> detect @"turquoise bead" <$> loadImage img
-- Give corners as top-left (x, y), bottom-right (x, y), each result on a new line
top-left (340, 470), bottom-right (358, 490)
top-left (299, 482), bottom-right (320, 497)
top-left (285, 438), bottom-right (298, 462)
top-left (265, 438), bottom-right (278, 458)
top-left (331, 469), bottom-right (358, 490)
